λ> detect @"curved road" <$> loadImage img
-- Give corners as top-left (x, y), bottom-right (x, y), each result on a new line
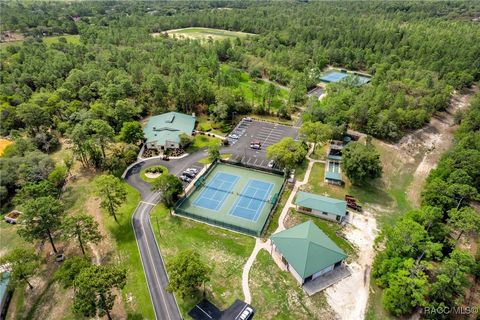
top-left (125, 148), bottom-right (220, 320)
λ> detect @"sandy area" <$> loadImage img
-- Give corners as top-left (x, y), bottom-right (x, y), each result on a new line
top-left (404, 89), bottom-right (476, 205)
top-left (144, 172), bottom-right (161, 179)
top-left (325, 210), bottom-right (378, 320)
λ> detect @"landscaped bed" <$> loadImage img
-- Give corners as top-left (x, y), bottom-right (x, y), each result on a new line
top-left (140, 165), bottom-right (168, 183)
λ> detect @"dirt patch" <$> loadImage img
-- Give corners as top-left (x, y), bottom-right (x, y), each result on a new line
top-left (405, 89), bottom-right (475, 205)
top-left (326, 210), bottom-right (378, 320)
top-left (85, 197), bottom-right (115, 265)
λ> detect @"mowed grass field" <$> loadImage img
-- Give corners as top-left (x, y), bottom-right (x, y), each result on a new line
top-left (0, 35), bottom-right (80, 49)
top-left (156, 27), bottom-right (255, 41)
top-left (150, 205), bottom-right (255, 317)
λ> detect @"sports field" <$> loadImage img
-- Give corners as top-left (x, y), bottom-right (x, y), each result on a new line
top-left (320, 70), bottom-right (371, 85)
top-left (155, 27), bottom-right (255, 41)
top-left (176, 162), bottom-right (285, 236)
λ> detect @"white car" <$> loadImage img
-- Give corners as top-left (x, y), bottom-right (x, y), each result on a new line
top-left (267, 160), bottom-right (275, 168)
top-left (230, 134), bottom-right (239, 139)
top-left (185, 168), bottom-right (199, 174)
top-left (239, 307), bottom-right (253, 320)
top-left (243, 117), bottom-right (253, 122)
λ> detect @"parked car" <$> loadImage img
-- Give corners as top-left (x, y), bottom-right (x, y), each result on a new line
top-left (250, 140), bottom-right (261, 149)
top-left (183, 171), bottom-right (196, 178)
top-left (55, 254), bottom-right (65, 262)
top-left (288, 169), bottom-right (295, 183)
top-left (185, 168), bottom-right (199, 174)
top-left (239, 307), bottom-right (254, 320)
top-left (180, 175), bottom-right (192, 182)
top-left (243, 117), bottom-right (253, 122)
top-left (229, 133), bottom-right (239, 139)
top-left (4, 210), bottom-right (21, 224)
top-left (267, 160), bottom-right (275, 168)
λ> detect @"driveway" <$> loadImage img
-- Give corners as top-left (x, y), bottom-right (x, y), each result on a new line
top-left (124, 147), bottom-right (230, 320)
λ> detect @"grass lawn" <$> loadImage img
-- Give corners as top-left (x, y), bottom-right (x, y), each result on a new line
top-left (0, 221), bottom-right (29, 256)
top-left (263, 185), bottom-right (293, 239)
top-left (221, 65), bottom-right (289, 113)
top-left (150, 205), bottom-right (255, 317)
top-left (309, 144), bottom-right (327, 161)
top-left (139, 165), bottom-right (168, 183)
top-left (249, 250), bottom-right (331, 320)
top-left (101, 183), bottom-right (155, 319)
top-left (303, 162), bottom-right (395, 209)
top-left (294, 159), bottom-right (309, 182)
top-left (198, 153), bottom-right (231, 165)
top-left (62, 175), bottom-right (155, 319)
top-left (196, 114), bottom-right (230, 136)
top-left (159, 27), bottom-right (255, 41)
top-left (285, 210), bottom-right (356, 258)
top-left (0, 35), bottom-right (80, 49)
top-left (187, 135), bottom-right (222, 153)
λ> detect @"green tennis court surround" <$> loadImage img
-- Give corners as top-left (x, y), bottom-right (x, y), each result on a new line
top-left (175, 161), bottom-right (285, 236)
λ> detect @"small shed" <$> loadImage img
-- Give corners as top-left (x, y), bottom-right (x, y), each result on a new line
top-left (294, 191), bottom-right (348, 222)
top-left (270, 221), bottom-right (347, 285)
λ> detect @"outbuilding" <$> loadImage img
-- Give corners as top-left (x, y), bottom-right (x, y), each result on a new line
top-left (270, 221), bottom-right (347, 285)
top-left (294, 191), bottom-right (348, 223)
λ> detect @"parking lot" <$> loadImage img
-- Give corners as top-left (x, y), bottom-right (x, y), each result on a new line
top-left (227, 119), bottom-right (299, 169)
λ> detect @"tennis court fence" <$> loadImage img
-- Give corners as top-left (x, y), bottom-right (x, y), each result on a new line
top-left (260, 178), bottom-right (288, 237)
top-left (174, 207), bottom-right (260, 237)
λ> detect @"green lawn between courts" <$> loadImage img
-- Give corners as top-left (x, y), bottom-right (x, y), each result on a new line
top-left (150, 204), bottom-right (255, 317)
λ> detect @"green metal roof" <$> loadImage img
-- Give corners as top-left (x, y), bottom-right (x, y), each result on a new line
top-left (327, 154), bottom-right (342, 161)
top-left (295, 191), bottom-right (346, 216)
top-left (144, 112), bottom-right (196, 146)
top-left (271, 221), bottom-right (347, 279)
top-left (325, 171), bottom-right (342, 181)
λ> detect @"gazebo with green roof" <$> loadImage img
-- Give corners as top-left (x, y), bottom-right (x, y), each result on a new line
top-left (270, 221), bottom-right (347, 284)
top-left (144, 112), bottom-right (196, 151)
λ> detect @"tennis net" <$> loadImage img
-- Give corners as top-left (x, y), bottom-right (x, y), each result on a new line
top-left (237, 192), bottom-right (271, 203)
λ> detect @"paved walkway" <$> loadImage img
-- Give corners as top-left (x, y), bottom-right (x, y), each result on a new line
top-left (241, 144), bottom-right (323, 303)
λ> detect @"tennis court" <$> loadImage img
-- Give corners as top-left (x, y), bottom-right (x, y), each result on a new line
top-left (229, 179), bottom-right (274, 222)
top-left (193, 172), bottom-right (239, 211)
top-left (320, 70), bottom-right (371, 85)
top-left (176, 162), bottom-right (285, 236)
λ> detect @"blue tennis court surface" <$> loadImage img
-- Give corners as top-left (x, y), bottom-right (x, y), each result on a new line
top-left (320, 71), bottom-right (371, 84)
top-left (229, 179), bottom-right (274, 222)
top-left (193, 172), bottom-right (239, 211)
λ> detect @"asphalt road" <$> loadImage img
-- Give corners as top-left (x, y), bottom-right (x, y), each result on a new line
top-left (125, 148), bottom-right (221, 320)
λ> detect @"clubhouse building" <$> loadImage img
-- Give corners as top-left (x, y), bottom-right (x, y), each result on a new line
top-left (144, 112), bottom-right (196, 151)
top-left (270, 221), bottom-right (347, 285)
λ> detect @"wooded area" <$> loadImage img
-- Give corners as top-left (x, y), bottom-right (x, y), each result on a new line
top-left (0, 1), bottom-right (479, 318)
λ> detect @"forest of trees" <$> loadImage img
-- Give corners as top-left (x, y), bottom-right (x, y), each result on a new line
top-left (0, 2), bottom-right (479, 317)
top-left (372, 93), bottom-right (480, 317)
